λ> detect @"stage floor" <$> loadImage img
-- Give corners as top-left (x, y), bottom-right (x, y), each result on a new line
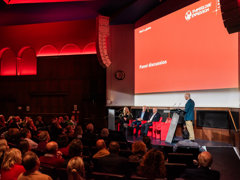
top-left (126, 135), bottom-right (233, 148)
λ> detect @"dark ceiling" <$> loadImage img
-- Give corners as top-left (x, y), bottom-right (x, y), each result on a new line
top-left (0, 0), bottom-right (164, 26)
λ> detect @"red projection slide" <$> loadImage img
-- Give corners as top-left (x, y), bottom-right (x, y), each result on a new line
top-left (135, 0), bottom-right (238, 94)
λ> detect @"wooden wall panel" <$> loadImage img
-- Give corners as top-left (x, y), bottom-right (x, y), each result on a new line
top-left (0, 54), bottom-right (107, 129)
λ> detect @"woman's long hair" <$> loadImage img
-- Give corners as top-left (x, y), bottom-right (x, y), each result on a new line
top-left (138, 149), bottom-right (166, 179)
top-left (1, 148), bottom-right (22, 171)
top-left (67, 156), bottom-right (85, 180)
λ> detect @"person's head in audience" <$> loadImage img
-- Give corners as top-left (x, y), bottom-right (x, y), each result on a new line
top-left (108, 141), bottom-right (120, 154)
top-left (56, 134), bottom-right (69, 148)
top-left (20, 128), bottom-right (31, 139)
top-left (64, 115), bottom-right (70, 122)
top-left (86, 123), bottom-right (94, 133)
top-left (132, 141), bottom-right (147, 155)
top-left (198, 151), bottom-right (213, 168)
top-left (138, 149), bottom-right (166, 179)
top-left (18, 140), bottom-right (30, 156)
top-left (38, 131), bottom-right (50, 142)
top-left (1, 148), bottom-right (22, 170)
top-left (22, 151), bottom-right (40, 173)
top-left (142, 136), bottom-right (152, 150)
top-left (6, 128), bottom-right (20, 144)
top-left (100, 128), bottom-right (109, 138)
top-left (74, 125), bottom-right (83, 139)
top-left (67, 156), bottom-right (85, 180)
top-left (96, 139), bottom-right (107, 150)
top-left (185, 92), bottom-right (191, 100)
top-left (46, 141), bottom-right (58, 155)
top-left (69, 139), bottom-right (83, 158)
top-left (0, 114), bottom-right (6, 127)
top-left (0, 139), bottom-right (9, 164)
top-left (58, 116), bottom-right (64, 124)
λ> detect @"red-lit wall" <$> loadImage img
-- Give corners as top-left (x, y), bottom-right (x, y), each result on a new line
top-left (0, 19), bottom-right (96, 75)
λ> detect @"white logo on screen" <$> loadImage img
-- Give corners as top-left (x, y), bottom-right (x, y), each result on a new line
top-left (185, 10), bottom-right (192, 21)
top-left (185, 2), bottom-right (212, 21)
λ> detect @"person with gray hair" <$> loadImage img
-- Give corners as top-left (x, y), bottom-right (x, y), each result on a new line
top-left (184, 93), bottom-right (195, 141)
top-left (180, 151), bottom-right (220, 180)
top-left (18, 151), bottom-right (52, 180)
top-left (39, 141), bottom-right (64, 168)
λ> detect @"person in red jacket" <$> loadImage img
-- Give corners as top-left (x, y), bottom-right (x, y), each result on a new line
top-left (1, 148), bottom-right (25, 180)
top-left (39, 141), bottom-right (64, 168)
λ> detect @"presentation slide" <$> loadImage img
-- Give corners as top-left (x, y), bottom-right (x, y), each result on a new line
top-left (135, 0), bottom-right (238, 94)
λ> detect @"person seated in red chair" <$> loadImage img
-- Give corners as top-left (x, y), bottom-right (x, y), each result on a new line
top-left (131, 106), bottom-right (150, 137)
top-left (39, 141), bottom-right (64, 168)
top-left (141, 108), bottom-right (161, 137)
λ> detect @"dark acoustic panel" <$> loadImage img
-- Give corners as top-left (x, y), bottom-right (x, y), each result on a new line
top-left (220, 0), bottom-right (240, 33)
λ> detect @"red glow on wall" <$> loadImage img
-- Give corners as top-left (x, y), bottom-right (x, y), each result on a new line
top-left (3, 0), bottom-right (91, 4)
top-left (82, 42), bottom-right (96, 54)
top-left (17, 46), bottom-right (37, 75)
top-left (0, 47), bottom-right (17, 76)
top-left (37, 44), bottom-right (59, 57)
top-left (60, 43), bottom-right (82, 55)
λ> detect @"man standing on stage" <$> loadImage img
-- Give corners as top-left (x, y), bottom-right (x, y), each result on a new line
top-left (184, 93), bottom-right (195, 141)
top-left (131, 106), bottom-right (149, 137)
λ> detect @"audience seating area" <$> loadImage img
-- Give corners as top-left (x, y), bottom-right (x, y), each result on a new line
top-left (0, 114), bottom-right (211, 180)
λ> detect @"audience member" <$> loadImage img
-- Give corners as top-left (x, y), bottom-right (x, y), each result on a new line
top-left (37, 131), bottom-right (50, 153)
top-left (18, 151), bottom-right (52, 180)
top-left (18, 140), bottom-right (30, 157)
top-left (1, 148), bottom-right (25, 180)
top-left (137, 149), bottom-right (166, 179)
top-left (0, 139), bottom-right (9, 165)
top-left (39, 141), bottom-right (64, 168)
top-left (35, 116), bottom-right (45, 131)
top-left (68, 139), bottom-right (83, 158)
top-left (0, 114), bottom-right (6, 129)
top-left (142, 136), bottom-right (152, 151)
top-left (67, 157), bottom-right (85, 180)
top-left (180, 151), bottom-right (220, 180)
top-left (97, 141), bottom-right (128, 174)
top-left (93, 139), bottom-right (109, 159)
top-left (128, 141), bottom-right (147, 163)
top-left (49, 117), bottom-right (63, 141)
top-left (74, 125), bottom-right (83, 139)
top-left (82, 123), bottom-right (97, 148)
top-left (20, 128), bottom-right (38, 150)
top-left (5, 128), bottom-right (20, 145)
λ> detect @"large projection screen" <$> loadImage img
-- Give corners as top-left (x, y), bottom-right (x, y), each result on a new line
top-left (134, 0), bottom-right (238, 95)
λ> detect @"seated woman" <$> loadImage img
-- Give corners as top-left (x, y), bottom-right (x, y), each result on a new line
top-left (137, 149), bottom-right (166, 179)
top-left (1, 148), bottom-right (25, 180)
top-left (119, 107), bottom-right (133, 137)
top-left (67, 156), bottom-right (85, 180)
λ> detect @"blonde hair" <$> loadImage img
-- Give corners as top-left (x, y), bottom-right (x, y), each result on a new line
top-left (123, 107), bottom-right (130, 116)
top-left (67, 157), bottom-right (85, 180)
top-left (1, 148), bottom-right (22, 170)
top-left (0, 139), bottom-right (8, 159)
